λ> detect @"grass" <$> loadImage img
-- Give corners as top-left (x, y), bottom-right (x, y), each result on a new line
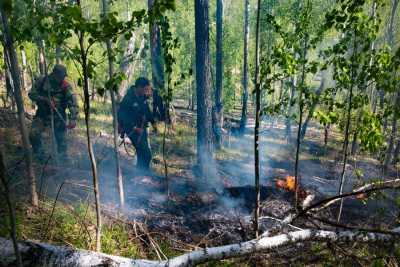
top-left (0, 199), bottom-right (141, 258)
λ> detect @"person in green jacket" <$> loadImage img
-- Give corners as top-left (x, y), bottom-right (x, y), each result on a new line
top-left (29, 64), bottom-right (78, 161)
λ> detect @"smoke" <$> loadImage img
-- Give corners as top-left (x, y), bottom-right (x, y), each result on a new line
top-left (39, 114), bottom-right (332, 233)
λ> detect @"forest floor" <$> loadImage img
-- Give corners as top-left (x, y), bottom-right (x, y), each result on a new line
top-left (1, 100), bottom-right (399, 264)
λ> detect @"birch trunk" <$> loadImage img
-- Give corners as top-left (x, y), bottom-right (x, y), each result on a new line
top-left (101, 0), bottom-right (124, 208)
top-left (1, 228), bottom-right (399, 267)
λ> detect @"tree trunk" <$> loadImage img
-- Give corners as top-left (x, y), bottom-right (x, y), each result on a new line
top-left (300, 74), bottom-right (325, 140)
top-left (118, 34), bottom-right (146, 100)
top-left (195, 0), bottom-right (214, 174)
top-left (1, 228), bottom-right (399, 267)
top-left (101, 0), bottom-right (124, 208)
top-left (392, 138), bottom-right (400, 164)
top-left (213, 0), bottom-right (223, 149)
top-left (383, 0), bottom-right (399, 170)
top-left (4, 55), bottom-right (15, 111)
top-left (239, 0), bottom-right (249, 134)
top-left (55, 46), bottom-right (62, 65)
top-left (0, 9), bottom-right (38, 207)
top-left (77, 0), bottom-right (102, 252)
top-left (37, 41), bottom-right (46, 76)
top-left (285, 77), bottom-right (296, 142)
top-left (294, 36), bottom-right (308, 208)
top-left (148, 0), bottom-right (165, 94)
top-left (337, 35), bottom-right (357, 222)
top-left (20, 48), bottom-right (27, 91)
top-left (387, 0), bottom-right (399, 49)
top-left (0, 148), bottom-right (23, 267)
top-left (384, 91), bottom-right (400, 170)
top-left (191, 52), bottom-right (196, 111)
top-left (253, 0), bottom-right (262, 238)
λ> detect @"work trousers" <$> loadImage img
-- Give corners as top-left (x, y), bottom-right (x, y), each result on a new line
top-left (29, 116), bottom-right (67, 159)
top-left (128, 128), bottom-right (152, 171)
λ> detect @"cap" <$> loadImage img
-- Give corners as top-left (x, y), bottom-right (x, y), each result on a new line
top-left (52, 64), bottom-right (68, 78)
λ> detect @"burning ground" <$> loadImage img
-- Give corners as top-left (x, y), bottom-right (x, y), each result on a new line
top-left (14, 104), bottom-right (397, 250)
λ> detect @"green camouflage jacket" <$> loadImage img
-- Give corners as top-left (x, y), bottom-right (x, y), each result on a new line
top-left (29, 75), bottom-right (78, 121)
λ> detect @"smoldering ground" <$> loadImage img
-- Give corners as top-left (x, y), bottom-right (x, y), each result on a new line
top-left (34, 112), bottom-right (398, 243)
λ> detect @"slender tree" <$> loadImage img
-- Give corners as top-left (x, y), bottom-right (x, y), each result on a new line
top-left (0, 147), bottom-right (22, 267)
top-left (213, 0), bottom-right (223, 148)
top-left (254, 0), bottom-right (262, 238)
top-left (239, 0), bottom-right (250, 134)
top-left (148, 0), bottom-right (165, 96)
top-left (101, 0), bottom-right (124, 208)
top-left (0, 5), bottom-right (38, 207)
top-left (300, 75), bottom-right (326, 140)
top-left (337, 34), bottom-right (357, 222)
top-left (383, 0), bottom-right (399, 169)
top-left (294, 35), bottom-right (309, 208)
top-left (76, 0), bottom-right (102, 251)
top-left (195, 0), bottom-right (214, 174)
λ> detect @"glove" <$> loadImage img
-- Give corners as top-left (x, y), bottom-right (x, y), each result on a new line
top-left (66, 120), bottom-right (76, 129)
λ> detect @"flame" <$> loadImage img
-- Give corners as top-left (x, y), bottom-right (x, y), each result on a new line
top-left (285, 175), bottom-right (295, 191)
top-left (275, 175), bottom-right (308, 200)
top-left (275, 175), bottom-right (296, 192)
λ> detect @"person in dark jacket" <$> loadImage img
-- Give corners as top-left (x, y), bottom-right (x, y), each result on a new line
top-left (118, 77), bottom-right (160, 172)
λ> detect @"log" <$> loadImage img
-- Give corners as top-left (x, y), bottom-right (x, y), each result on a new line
top-left (1, 227), bottom-right (399, 267)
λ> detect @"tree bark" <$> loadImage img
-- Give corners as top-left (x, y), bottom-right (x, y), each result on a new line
top-left (101, 0), bottom-right (124, 208)
top-left (294, 36), bottom-right (308, 208)
top-left (383, 0), bottom-right (399, 170)
top-left (37, 41), bottom-right (46, 76)
top-left (77, 0), bottom-right (102, 252)
top-left (148, 0), bottom-right (165, 94)
top-left (118, 33), bottom-right (137, 98)
top-left (285, 77), bottom-right (296, 142)
top-left (0, 148), bottom-right (23, 267)
top-left (20, 48), bottom-right (28, 91)
top-left (337, 35), bottom-right (357, 222)
top-left (392, 138), bottom-right (400, 164)
top-left (1, 228), bottom-right (399, 267)
top-left (239, 0), bottom-right (249, 134)
top-left (195, 0), bottom-right (214, 173)
top-left (1, 8), bottom-right (38, 207)
top-left (213, 0), bottom-right (223, 148)
top-left (254, 0), bottom-right (262, 238)
top-left (300, 75), bottom-right (325, 140)
top-left (4, 54), bottom-right (15, 111)
top-left (384, 91), bottom-right (400, 170)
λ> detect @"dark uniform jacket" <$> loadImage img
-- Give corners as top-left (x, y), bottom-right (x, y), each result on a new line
top-left (118, 86), bottom-right (155, 136)
top-left (28, 75), bottom-right (78, 121)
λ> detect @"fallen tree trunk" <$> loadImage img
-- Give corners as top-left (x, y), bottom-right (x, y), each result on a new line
top-left (1, 227), bottom-right (399, 267)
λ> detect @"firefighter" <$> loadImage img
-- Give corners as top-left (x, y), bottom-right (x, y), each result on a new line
top-left (28, 64), bottom-right (78, 161)
top-left (118, 77), bottom-right (161, 172)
